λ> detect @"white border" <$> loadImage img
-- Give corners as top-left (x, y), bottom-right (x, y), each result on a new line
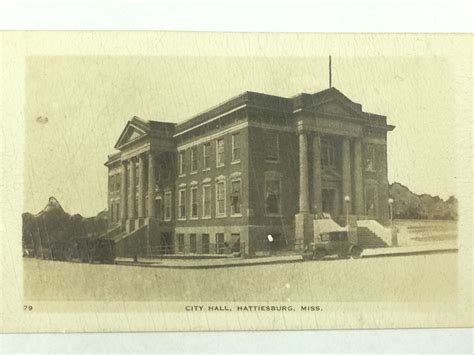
top-left (0, 0), bottom-right (472, 32)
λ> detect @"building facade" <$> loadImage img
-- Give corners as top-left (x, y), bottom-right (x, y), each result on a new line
top-left (104, 87), bottom-right (395, 256)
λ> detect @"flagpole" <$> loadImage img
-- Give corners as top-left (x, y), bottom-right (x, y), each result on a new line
top-left (329, 55), bottom-right (332, 88)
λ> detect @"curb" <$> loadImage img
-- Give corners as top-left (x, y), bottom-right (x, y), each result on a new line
top-left (115, 257), bottom-right (304, 269)
top-left (361, 247), bottom-right (458, 259)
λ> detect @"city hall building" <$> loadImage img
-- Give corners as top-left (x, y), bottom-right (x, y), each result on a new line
top-left (104, 87), bottom-right (395, 257)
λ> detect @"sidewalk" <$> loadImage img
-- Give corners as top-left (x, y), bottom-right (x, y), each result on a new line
top-left (362, 242), bottom-right (457, 258)
top-left (114, 242), bottom-right (457, 269)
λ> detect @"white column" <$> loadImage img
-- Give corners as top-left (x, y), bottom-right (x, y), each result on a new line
top-left (342, 138), bottom-right (352, 214)
top-left (128, 158), bottom-right (137, 219)
top-left (138, 154), bottom-right (146, 219)
top-left (120, 161), bottom-right (128, 222)
top-left (352, 139), bottom-right (364, 215)
top-left (312, 134), bottom-right (323, 214)
top-left (299, 130), bottom-right (310, 213)
top-left (148, 153), bottom-right (156, 218)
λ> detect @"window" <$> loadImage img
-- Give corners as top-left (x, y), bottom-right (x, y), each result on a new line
top-left (115, 175), bottom-right (121, 191)
top-left (230, 179), bottom-right (242, 215)
top-left (365, 185), bottom-right (377, 217)
top-left (164, 192), bottom-right (172, 221)
top-left (365, 144), bottom-right (377, 172)
top-left (109, 175), bottom-right (115, 191)
top-left (178, 189), bottom-right (186, 219)
top-left (202, 184), bottom-right (211, 218)
top-left (215, 233), bottom-right (225, 254)
top-left (178, 151), bottom-right (186, 175)
top-left (110, 203), bottom-right (115, 221)
top-left (320, 233), bottom-right (330, 242)
top-left (321, 139), bottom-right (336, 168)
top-left (201, 234), bottom-right (210, 254)
top-left (116, 202), bottom-right (120, 221)
top-left (159, 157), bottom-right (171, 181)
top-left (264, 132), bottom-right (279, 161)
top-left (160, 232), bottom-right (173, 254)
top-left (216, 181), bottom-right (226, 217)
top-left (191, 146), bottom-right (198, 172)
top-left (155, 197), bottom-right (162, 220)
top-left (190, 186), bottom-right (198, 219)
top-left (189, 234), bottom-right (197, 253)
top-left (216, 138), bottom-right (225, 167)
top-left (203, 143), bottom-right (211, 169)
top-left (230, 233), bottom-right (241, 253)
top-left (232, 133), bottom-right (241, 162)
top-left (265, 178), bottom-right (281, 215)
top-left (177, 234), bottom-right (185, 253)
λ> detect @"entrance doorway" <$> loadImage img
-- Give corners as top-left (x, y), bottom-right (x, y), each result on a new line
top-left (322, 188), bottom-right (338, 218)
top-left (160, 232), bottom-right (173, 254)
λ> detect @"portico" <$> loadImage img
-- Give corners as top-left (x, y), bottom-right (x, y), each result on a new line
top-left (293, 103), bottom-right (387, 246)
top-left (119, 151), bottom-right (158, 232)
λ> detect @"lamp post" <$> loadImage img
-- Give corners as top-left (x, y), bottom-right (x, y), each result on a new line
top-left (344, 195), bottom-right (351, 227)
top-left (388, 198), bottom-right (394, 226)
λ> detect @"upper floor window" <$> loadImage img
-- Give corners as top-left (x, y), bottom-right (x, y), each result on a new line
top-left (191, 146), bottom-right (198, 172)
top-left (230, 179), bottom-right (242, 216)
top-left (178, 189), bottom-right (186, 219)
top-left (203, 142), bottom-right (211, 170)
top-left (190, 186), bottom-right (198, 219)
top-left (265, 178), bottom-right (281, 215)
top-left (264, 132), bottom-right (279, 161)
top-left (164, 192), bottom-right (172, 221)
top-left (115, 202), bottom-right (120, 221)
top-left (216, 180), bottom-right (226, 217)
top-left (110, 202), bottom-right (115, 221)
top-left (365, 144), bottom-right (377, 172)
top-left (115, 175), bottom-right (121, 191)
top-left (155, 197), bottom-right (162, 221)
top-left (321, 139), bottom-right (336, 168)
top-left (202, 184), bottom-right (211, 218)
top-left (178, 151), bottom-right (186, 175)
top-left (232, 133), bottom-right (241, 162)
top-left (216, 138), bottom-right (225, 167)
top-left (109, 175), bottom-right (116, 191)
top-left (159, 155), bottom-right (172, 181)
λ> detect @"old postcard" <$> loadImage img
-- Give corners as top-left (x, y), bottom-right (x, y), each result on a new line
top-left (1, 32), bottom-right (472, 332)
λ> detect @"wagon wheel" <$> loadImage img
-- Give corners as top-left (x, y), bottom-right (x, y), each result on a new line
top-left (313, 249), bottom-right (326, 261)
top-left (350, 246), bottom-right (363, 259)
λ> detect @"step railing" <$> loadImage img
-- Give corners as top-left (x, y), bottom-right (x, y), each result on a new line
top-left (149, 245), bottom-right (175, 255)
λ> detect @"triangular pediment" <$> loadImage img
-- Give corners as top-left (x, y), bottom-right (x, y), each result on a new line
top-left (314, 99), bottom-right (365, 119)
top-left (123, 127), bottom-right (143, 142)
top-left (114, 118), bottom-right (149, 149)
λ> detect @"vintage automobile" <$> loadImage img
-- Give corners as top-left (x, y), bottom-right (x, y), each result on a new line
top-left (303, 230), bottom-right (363, 261)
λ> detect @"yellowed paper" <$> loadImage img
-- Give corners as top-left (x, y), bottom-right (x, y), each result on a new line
top-left (1, 32), bottom-right (472, 332)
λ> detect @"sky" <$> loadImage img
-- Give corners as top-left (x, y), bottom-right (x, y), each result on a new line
top-left (24, 55), bottom-right (459, 216)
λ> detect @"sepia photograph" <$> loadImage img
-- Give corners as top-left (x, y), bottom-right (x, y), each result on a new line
top-left (1, 31), bottom-right (472, 334)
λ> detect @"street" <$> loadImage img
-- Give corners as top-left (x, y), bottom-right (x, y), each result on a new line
top-left (24, 252), bottom-right (457, 303)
